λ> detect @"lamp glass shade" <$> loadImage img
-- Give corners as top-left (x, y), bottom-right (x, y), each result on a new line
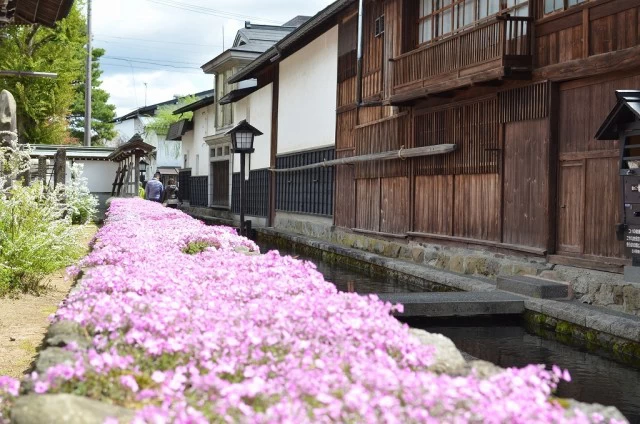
top-left (233, 131), bottom-right (255, 152)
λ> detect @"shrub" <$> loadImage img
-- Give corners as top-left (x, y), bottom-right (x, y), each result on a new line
top-left (0, 138), bottom-right (84, 295)
top-left (0, 181), bottom-right (84, 295)
top-left (61, 163), bottom-right (98, 225)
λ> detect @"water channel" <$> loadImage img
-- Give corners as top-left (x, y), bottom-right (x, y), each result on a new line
top-left (258, 242), bottom-right (640, 422)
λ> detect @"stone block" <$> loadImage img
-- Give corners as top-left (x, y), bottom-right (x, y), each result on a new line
top-left (409, 329), bottom-right (466, 375)
top-left (383, 243), bottom-right (401, 258)
top-left (46, 320), bottom-right (91, 350)
top-left (434, 254), bottom-right (450, 270)
top-left (499, 263), bottom-right (514, 276)
top-left (497, 276), bottom-right (569, 299)
top-left (464, 257), bottom-right (487, 276)
top-left (623, 284), bottom-right (640, 315)
top-left (511, 265), bottom-right (538, 276)
top-left (411, 247), bottom-right (425, 264)
top-left (449, 256), bottom-right (464, 274)
top-left (610, 319), bottom-right (640, 342)
top-left (398, 246), bottom-right (412, 260)
top-left (11, 394), bottom-right (135, 424)
top-left (541, 303), bottom-right (587, 327)
top-left (35, 348), bottom-right (76, 375)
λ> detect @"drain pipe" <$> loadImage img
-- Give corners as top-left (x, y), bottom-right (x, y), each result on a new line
top-left (355, 0), bottom-right (364, 106)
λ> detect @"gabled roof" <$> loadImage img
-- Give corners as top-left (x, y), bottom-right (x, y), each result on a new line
top-left (173, 95), bottom-right (216, 115)
top-left (229, 0), bottom-right (355, 84)
top-left (595, 90), bottom-right (640, 140)
top-left (1, 0), bottom-right (75, 27)
top-left (201, 20), bottom-right (306, 73)
top-left (114, 89), bottom-right (215, 123)
top-left (108, 134), bottom-right (155, 162)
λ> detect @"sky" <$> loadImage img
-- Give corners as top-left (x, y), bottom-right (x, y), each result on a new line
top-left (92, 0), bottom-right (336, 117)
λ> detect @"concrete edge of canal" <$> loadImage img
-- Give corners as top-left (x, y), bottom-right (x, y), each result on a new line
top-left (253, 227), bottom-right (640, 365)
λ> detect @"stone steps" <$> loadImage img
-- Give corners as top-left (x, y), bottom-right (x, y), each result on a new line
top-left (497, 275), bottom-right (570, 299)
top-left (377, 292), bottom-right (525, 317)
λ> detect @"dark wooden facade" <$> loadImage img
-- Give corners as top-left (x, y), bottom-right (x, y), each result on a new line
top-left (333, 0), bottom-right (640, 271)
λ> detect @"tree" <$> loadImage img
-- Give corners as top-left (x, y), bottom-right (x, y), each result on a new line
top-left (145, 95), bottom-right (197, 135)
top-left (69, 48), bottom-right (117, 145)
top-left (0, 2), bottom-right (115, 146)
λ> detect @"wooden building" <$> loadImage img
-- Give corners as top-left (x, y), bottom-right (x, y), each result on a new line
top-left (321, 0), bottom-right (640, 273)
top-left (227, 0), bottom-right (640, 273)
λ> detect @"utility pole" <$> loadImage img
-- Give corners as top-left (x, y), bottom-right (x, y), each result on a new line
top-left (84, 0), bottom-right (93, 147)
top-left (144, 82), bottom-right (148, 106)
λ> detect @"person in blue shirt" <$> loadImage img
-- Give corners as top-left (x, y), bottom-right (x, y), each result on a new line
top-left (145, 172), bottom-right (164, 203)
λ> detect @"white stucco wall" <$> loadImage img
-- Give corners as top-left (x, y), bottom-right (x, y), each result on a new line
top-left (181, 131), bottom-right (194, 169)
top-left (247, 84), bottom-right (272, 171)
top-left (76, 161), bottom-right (119, 193)
top-left (277, 25), bottom-right (338, 155)
top-left (110, 120), bottom-right (137, 147)
top-left (191, 105), bottom-right (215, 177)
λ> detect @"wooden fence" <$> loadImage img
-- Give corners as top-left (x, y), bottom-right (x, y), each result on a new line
top-left (276, 147), bottom-right (335, 216)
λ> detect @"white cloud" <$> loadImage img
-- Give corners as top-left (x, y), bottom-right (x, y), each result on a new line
top-left (91, 0), bottom-right (336, 116)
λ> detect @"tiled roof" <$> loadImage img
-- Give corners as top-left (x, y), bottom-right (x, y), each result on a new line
top-left (114, 89), bottom-right (215, 122)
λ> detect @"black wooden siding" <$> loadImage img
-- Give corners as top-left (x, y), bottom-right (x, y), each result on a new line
top-left (190, 176), bottom-right (208, 207)
top-left (178, 170), bottom-right (191, 202)
top-left (276, 147), bottom-right (335, 216)
top-left (231, 169), bottom-right (270, 218)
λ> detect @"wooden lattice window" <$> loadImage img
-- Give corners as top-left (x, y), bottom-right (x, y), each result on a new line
top-left (418, 0), bottom-right (528, 44)
top-left (544, 0), bottom-right (586, 15)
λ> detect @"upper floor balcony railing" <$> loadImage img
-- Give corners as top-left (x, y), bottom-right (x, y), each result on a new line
top-left (390, 16), bottom-right (533, 102)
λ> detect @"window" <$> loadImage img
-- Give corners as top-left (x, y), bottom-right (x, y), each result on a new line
top-left (545, 0), bottom-right (585, 14)
top-left (216, 69), bottom-right (234, 128)
top-left (374, 15), bottom-right (385, 37)
top-left (419, 0), bottom-right (528, 44)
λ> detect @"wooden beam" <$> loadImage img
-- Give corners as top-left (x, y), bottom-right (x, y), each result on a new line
top-left (534, 45), bottom-right (640, 82)
top-left (271, 144), bottom-right (456, 173)
top-left (407, 231), bottom-right (548, 256)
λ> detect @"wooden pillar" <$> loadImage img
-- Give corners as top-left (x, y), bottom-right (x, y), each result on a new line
top-left (268, 64), bottom-right (280, 227)
top-left (134, 152), bottom-right (140, 197)
top-left (37, 156), bottom-right (47, 181)
top-left (53, 149), bottom-right (66, 187)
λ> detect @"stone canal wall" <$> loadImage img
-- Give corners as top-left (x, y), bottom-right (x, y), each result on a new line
top-left (270, 214), bottom-right (640, 317)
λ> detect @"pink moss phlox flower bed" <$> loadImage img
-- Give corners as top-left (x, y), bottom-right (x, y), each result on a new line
top-left (0, 199), bottom-right (626, 423)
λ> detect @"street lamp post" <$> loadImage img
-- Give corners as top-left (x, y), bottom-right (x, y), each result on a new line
top-left (139, 159), bottom-right (149, 185)
top-left (226, 120), bottom-right (263, 237)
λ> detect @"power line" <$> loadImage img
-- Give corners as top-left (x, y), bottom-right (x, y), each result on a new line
top-left (94, 39), bottom-right (215, 55)
top-left (102, 57), bottom-right (202, 69)
top-left (95, 33), bottom-right (221, 48)
top-left (143, 0), bottom-right (284, 25)
top-left (101, 63), bottom-right (204, 75)
top-left (104, 55), bottom-right (202, 66)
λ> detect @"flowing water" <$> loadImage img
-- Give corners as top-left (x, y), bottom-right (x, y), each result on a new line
top-left (259, 242), bottom-right (640, 422)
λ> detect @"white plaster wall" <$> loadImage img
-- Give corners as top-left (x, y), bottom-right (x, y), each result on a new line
top-left (247, 84), bottom-right (272, 171)
top-left (233, 98), bottom-right (249, 173)
top-left (191, 107), bottom-right (213, 177)
top-left (157, 135), bottom-right (182, 168)
top-left (111, 120), bottom-right (136, 146)
top-left (77, 161), bottom-right (119, 193)
top-left (181, 131), bottom-right (194, 169)
top-left (278, 26), bottom-right (338, 155)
